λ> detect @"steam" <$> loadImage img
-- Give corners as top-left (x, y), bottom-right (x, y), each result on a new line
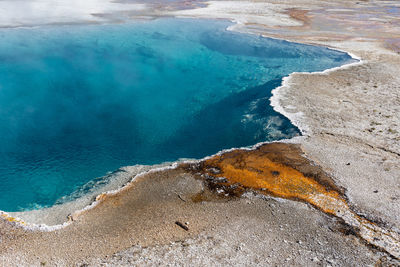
top-left (0, 0), bottom-right (146, 27)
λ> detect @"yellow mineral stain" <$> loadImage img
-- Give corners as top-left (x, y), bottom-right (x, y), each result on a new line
top-left (95, 193), bottom-right (108, 202)
top-left (201, 147), bottom-right (345, 215)
top-left (1, 213), bottom-right (26, 225)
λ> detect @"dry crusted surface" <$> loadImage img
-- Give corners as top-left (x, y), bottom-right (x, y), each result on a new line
top-left (282, 58), bottom-right (400, 229)
top-left (1, 0), bottom-right (400, 266)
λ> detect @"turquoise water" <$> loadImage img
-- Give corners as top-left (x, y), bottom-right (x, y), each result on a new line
top-left (0, 19), bottom-right (354, 211)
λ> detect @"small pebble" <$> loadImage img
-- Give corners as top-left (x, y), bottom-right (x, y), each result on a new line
top-left (312, 257), bottom-right (320, 262)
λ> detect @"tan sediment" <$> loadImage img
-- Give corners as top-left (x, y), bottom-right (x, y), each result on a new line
top-left (284, 9), bottom-right (311, 30)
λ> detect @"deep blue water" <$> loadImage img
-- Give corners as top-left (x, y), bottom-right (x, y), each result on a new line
top-left (0, 19), bottom-right (354, 211)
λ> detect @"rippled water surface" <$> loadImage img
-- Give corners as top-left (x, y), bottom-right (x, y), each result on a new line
top-left (0, 19), bottom-right (354, 211)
